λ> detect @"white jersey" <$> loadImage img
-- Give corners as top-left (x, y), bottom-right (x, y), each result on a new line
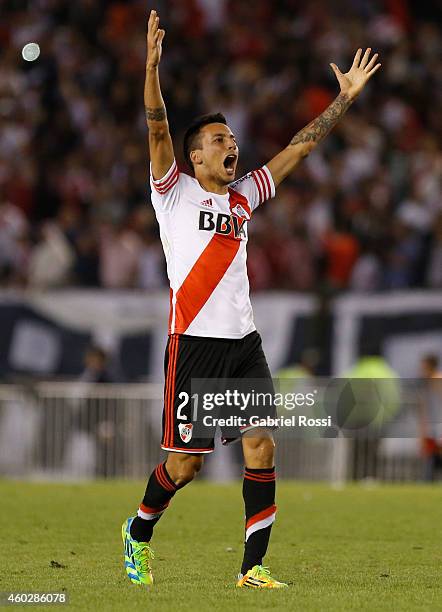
top-left (150, 160), bottom-right (275, 338)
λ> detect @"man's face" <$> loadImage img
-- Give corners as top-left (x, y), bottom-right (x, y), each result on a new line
top-left (192, 123), bottom-right (239, 184)
top-left (85, 350), bottom-right (106, 372)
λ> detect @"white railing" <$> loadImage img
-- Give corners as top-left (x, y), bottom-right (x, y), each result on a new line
top-left (0, 383), bottom-right (426, 482)
top-left (0, 383), bottom-right (163, 479)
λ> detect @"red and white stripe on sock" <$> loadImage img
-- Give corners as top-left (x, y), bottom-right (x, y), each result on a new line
top-left (138, 500), bottom-right (170, 520)
top-left (154, 462), bottom-right (176, 493)
top-left (245, 503), bottom-right (277, 541)
top-left (243, 468), bottom-right (276, 541)
top-left (244, 468), bottom-right (276, 483)
top-left (137, 463), bottom-right (176, 520)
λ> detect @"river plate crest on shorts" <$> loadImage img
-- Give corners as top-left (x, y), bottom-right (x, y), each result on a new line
top-left (179, 423), bottom-right (193, 443)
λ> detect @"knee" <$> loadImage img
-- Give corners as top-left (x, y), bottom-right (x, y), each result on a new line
top-left (166, 454), bottom-right (204, 487)
top-left (243, 434), bottom-right (275, 468)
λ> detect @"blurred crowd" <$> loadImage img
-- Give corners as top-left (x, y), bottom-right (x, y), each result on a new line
top-left (0, 0), bottom-right (440, 293)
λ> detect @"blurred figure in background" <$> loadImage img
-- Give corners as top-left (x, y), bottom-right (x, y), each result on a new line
top-left (0, 200), bottom-right (30, 286)
top-left (28, 221), bottom-right (75, 288)
top-left (418, 354), bottom-right (442, 482)
top-left (276, 348), bottom-right (319, 380)
top-left (427, 214), bottom-right (442, 289)
top-left (67, 345), bottom-right (121, 477)
top-left (80, 345), bottom-right (114, 383)
top-left (343, 346), bottom-right (400, 480)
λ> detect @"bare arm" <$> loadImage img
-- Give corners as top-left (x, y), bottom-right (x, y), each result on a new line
top-left (267, 48), bottom-right (381, 188)
top-left (145, 10), bottom-right (174, 180)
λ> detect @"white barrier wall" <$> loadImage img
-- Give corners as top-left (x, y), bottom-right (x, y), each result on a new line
top-left (0, 290), bottom-right (317, 380)
top-left (1, 289), bottom-right (441, 379)
top-left (332, 292), bottom-right (442, 376)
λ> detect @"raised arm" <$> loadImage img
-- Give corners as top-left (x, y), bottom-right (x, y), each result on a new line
top-left (145, 10), bottom-right (174, 180)
top-left (266, 48), bottom-right (381, 188)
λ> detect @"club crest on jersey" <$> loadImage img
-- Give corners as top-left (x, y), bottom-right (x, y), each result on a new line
top-left (178, 423), bottom-right (193, 443)
top-left (231, 203), bottom-right (250, 220)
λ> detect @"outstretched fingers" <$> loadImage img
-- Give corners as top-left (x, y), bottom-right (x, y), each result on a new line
top-left (351, 48), bottom-right (362, 69)
top-left (148, 9), bottom-right (159, 37)
top-left (350, 48), bottom-right (381, 78)
top-left (156, 29), bottom-right (165, 45)
top-left (367, 62), bottom-right (381, 77)
top-left (330, 63), bottom-right (343, 78)
top-left (359, 48), bottom-right (371, 69)
top-left (148, 9), bottom-right (155, 32)
top-left (365, 52), bottom-right (379, 72)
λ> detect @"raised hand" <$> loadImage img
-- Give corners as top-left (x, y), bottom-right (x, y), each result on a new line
top-left (330, 48), bottom-right (381, 101)
top-left (147, 9), bottom-right (165, 69)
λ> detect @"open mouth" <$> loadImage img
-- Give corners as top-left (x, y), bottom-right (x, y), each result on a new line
top-left (223, 154), bottom-right (237, 175)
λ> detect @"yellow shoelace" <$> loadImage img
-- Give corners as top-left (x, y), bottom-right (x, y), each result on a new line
top-left (252, 565), bottom-right (271, 579)
top-left (133, 543), bottom-right (154, 573)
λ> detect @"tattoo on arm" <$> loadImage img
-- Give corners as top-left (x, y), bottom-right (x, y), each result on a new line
top-left (145, 106), bottom-right (166, 122)
top-left (289, 93), bottom-right (351, 147)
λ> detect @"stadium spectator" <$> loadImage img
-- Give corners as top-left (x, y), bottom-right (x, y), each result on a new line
top-left (427, 214), bottom-right (442, 289)
top-left (28, 221), bottom-right (75, 288)
top-left (418, 354), bottom-right (442, 482)
top-left (79, 345), bottom-right (115, 383)
top-left (98, 221), bottom-right (143, 289)
top-left (71, 345), bottom-right (122, 477)
top-left (0, 200), bottom-right (30, 285)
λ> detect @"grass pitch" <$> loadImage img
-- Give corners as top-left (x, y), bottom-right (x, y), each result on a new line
top-left (1, 479), bottom-right (441, 611)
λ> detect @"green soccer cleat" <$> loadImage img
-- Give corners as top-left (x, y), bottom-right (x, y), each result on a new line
top-left (122, 517), bottom-right (154, 586)
top-left (237, 565), bottom-right (288, 588)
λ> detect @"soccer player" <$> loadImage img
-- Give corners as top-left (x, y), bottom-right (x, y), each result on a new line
top-left (122, 9), bottom-right (381, 588)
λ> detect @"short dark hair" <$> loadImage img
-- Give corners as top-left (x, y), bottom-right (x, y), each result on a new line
top-left (183, 113), bottom-right (227, 169)
top-left (87, 345), bottom-right (107, 361)
top-left (422, 354), bottom-right (439, 370)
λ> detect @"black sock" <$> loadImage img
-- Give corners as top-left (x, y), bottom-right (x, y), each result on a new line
top-left (241, 466), bottom-right (276, 575)
top-left (130, 462), bottom-right (178, 542)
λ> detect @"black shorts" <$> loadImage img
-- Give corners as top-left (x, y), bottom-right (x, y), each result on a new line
top-left (161, 331), bottom-right (275, 454)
